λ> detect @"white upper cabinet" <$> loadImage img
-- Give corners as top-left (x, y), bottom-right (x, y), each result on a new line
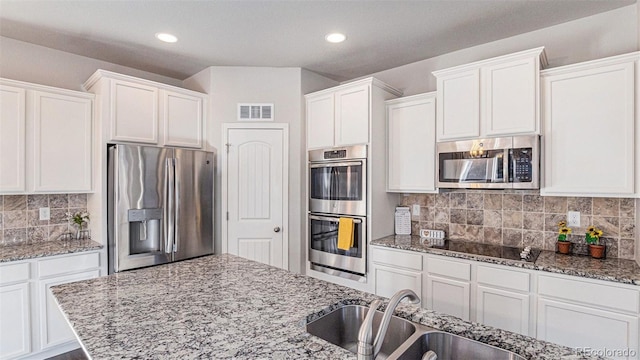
top-left (305, 78), bottom-right (401, 149)
top-left (541, 53), bottom-right (637, 197)
top-left (0, 79), bottom-right (94, 194)
top-left (433, 47), bottom-right (546, 141)
top-left (110, 79), bottom-right (158, 144)
top-left (435, 68), bottom-right (480, 140)
top-left (306, 93), bottom-right (334, 149)
top-left (386, 93), bottom-right (437, 193)
top-left (85, 70), bottom-right (207, 148)
top-left (32, 91), bottom-right (93, 192)
top-left (0, 84), bottom-right (26, 193)
top-left (161, 89), bottom-right (203, 148)
top-left (334, 84), bottom-right (370, 146)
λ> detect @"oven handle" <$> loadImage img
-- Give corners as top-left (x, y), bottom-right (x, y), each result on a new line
top-left (309, 161), bottom-right (363, 169)
top-left (309, 214), bottom-right (363, 224)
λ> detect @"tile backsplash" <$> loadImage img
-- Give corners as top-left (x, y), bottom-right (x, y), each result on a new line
top-left (400, 190), bottom-right (636, 259)
top-left (0, 194), bottom-right (88, 246)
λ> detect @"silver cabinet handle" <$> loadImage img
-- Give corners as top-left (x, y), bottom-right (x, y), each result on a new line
top-left (274, 227), bottom-right (281, 233)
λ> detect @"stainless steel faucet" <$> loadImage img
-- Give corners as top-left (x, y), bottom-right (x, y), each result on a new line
top-left (357, 289), bottom-right (420, 360)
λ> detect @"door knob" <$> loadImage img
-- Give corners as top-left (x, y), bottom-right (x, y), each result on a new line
top-left (274, 227), bottom-right (281, 233)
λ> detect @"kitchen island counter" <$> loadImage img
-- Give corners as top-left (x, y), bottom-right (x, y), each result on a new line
top-left (53, 254), bottom-right (596, 359)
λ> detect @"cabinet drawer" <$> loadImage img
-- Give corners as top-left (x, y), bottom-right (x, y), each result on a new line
top-left (371, 246), bottom-right (422, 271)
top-left (427, 256), bottom-right (470, 281)
top-left (0, 262), bottom-right (30, 285)
top-left (477, 265), bottom-right (530, 292)
top-left (38, 252), bottom-right (100, 278)
top-left (538, 275), bottom-right (639, 314)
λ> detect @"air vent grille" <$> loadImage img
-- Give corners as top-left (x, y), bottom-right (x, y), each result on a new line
top-left (238, 103), bottom-right (274, 121)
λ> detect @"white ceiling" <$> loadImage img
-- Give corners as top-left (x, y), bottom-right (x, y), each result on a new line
top-left (0, 0), bottom-right (634, 82)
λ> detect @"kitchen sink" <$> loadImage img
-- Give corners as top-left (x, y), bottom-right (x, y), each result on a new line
top-left (391, 331), bottom-right (526, 360)
top-left (306, 305), bottom-right (417, 359)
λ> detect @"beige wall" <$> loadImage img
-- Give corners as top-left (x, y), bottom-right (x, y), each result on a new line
top-left (0, 36), bottom-right (182, 91)
top-left (360, 4), bottom-right (638, 96)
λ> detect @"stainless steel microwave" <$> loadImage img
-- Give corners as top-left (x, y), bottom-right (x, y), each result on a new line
top-left (436, 135), bottom-right (540, 189)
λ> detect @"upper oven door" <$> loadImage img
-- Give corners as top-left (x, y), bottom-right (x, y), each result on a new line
top-left (309, 160), bottom-right (367, 216)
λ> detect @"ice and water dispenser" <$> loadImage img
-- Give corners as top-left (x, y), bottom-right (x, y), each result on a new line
top-left (127, 208), bottom-right (162, 254)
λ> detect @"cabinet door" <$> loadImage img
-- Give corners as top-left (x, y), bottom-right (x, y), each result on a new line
top-left (161, 89), bottom-right (203, 148)
top-left (110, 80), bottom-right (158, 144)
top-left (0, 282), bottom-right (30, 359)
top-left (537, 298), bottom-right (639, 360)
top-left (38, 270), bottom-right (100, 350)
top-left (425, 274), bottom-right (470, 321)
top-left (306, 93), bottom-right (334, 149)
top-left (542, 61), bottom-right (634, 196)
top-left (387, 95), bottom-right (436, 192)
top-left (476, 285), bottom-right (530, 336)
top-left (436, 69), bottom-right (480, 141)
top-left (32, 91), bottom-right (93, 192)
top-left (372, 264), bottom-right (422, 305)
top-left (0, 85), bottom-right (26, 193)
top-left (335, 84), bottom-right (369, 146)
top-left (483, 57), bottom-right (538, 136)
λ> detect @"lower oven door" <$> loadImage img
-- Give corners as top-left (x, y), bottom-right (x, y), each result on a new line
top-left (308, 213), bottom-right (366, 275)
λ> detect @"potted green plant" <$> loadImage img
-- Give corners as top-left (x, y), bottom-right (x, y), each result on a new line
top-left (556, 221), bottom-right (572, 254)
top-left (66, 211), bottom-right (90, 239)
top-left (585, 225), bottom-right (605, 259)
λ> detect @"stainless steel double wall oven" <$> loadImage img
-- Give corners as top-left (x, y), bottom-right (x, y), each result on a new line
top-left (308, 145), bottom-right (367, 278)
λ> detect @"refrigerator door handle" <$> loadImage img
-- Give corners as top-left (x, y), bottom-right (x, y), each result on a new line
top-left (165, 158), bottom-right (176, 254)
top-left (173, 157), bottom-right (180, 253)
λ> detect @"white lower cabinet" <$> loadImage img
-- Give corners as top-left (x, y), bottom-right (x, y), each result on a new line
top-left (0, 251), bottom-right (101, 360)
top-left (38, 270), bottom-right (100, 351)
top-left (424, 256), bottom-right (471, 321)
top-left (370, 246), bottom-right (640, 358)
top-left (0, 261), bottom-right (31, 360)
top-left (370, 246), bottom-right (423, 304)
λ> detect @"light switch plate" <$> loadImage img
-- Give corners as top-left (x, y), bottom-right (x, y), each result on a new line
top-left (39, 207), bottom-right (50, 221)
top-left (412, 204), bottom-right (420, 217)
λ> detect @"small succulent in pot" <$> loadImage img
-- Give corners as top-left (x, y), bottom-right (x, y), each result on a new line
top-left (66, 211), bottom-right (90, 231)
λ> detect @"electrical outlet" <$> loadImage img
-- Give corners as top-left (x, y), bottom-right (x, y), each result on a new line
top-left (412, 204), bottom-right (420, 217)
top-left (567, 211), bottom-right (580, 227)
top-left (39, 207), bottom-right (50, 221)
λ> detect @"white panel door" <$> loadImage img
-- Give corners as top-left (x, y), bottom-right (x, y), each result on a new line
top-left (227, 128), bottom-right (286, 269)
top-left (306, 93), bottom-right (334, 149)
top-left (537, 298), bottom-right (639, 360)
top-left (110, 79), bottom-right (158, 144)
top-left (425, 275), bottom-right (470, 321)
top-left (483, 57), bottom-right (538, 136)
top-left (161, 89), bottom-right (203, 148)
top-left (436, 69), bottom-right (480, 141)
top-left (0, 84), bottom-right (26, 193)
top-left (32, 91), bottom-right (93, 192)
top-left (335, 84), bottom-right (370, 146)
top-left (542, 61), bottom-right (634, 196)
top-left (387, 94), bottom-right (436, 192)
top-left (39, 270), bottom-right (100, 351)
top-left (476, 285), bottom-right (530, 336)
top-left (0, 283), bottom-right (30, 359)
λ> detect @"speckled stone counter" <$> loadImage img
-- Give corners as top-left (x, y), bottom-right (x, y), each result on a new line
top-left (52, 254), bottom-right (599, 359)
top-left (0, 239), bottom-right (103, 263)
top-left (372, 235), bottom-right (640, 285)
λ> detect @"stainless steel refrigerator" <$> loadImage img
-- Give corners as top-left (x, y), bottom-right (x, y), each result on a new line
top-left (107, 144), bottom-right (215, 273)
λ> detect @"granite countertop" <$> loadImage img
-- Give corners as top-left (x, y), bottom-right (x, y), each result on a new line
top-left (52, 254), bottom-right (598, 360)
top-left (372, 235), bottom-right (640, 285)
top-left (0, 239), bottom-right (103, 263)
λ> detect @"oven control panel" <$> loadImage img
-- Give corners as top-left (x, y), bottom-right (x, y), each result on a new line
top-left (323, 149), bottom-right (347, 159)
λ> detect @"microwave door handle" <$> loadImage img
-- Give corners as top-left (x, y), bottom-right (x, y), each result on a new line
top-left (503, 149), bottom-right (510, 183)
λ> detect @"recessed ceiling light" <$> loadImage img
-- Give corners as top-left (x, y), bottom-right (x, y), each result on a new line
top-left (155, 32), bottom-right (178, 43)
top-left (325, 33), bottom-right (346, 43)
